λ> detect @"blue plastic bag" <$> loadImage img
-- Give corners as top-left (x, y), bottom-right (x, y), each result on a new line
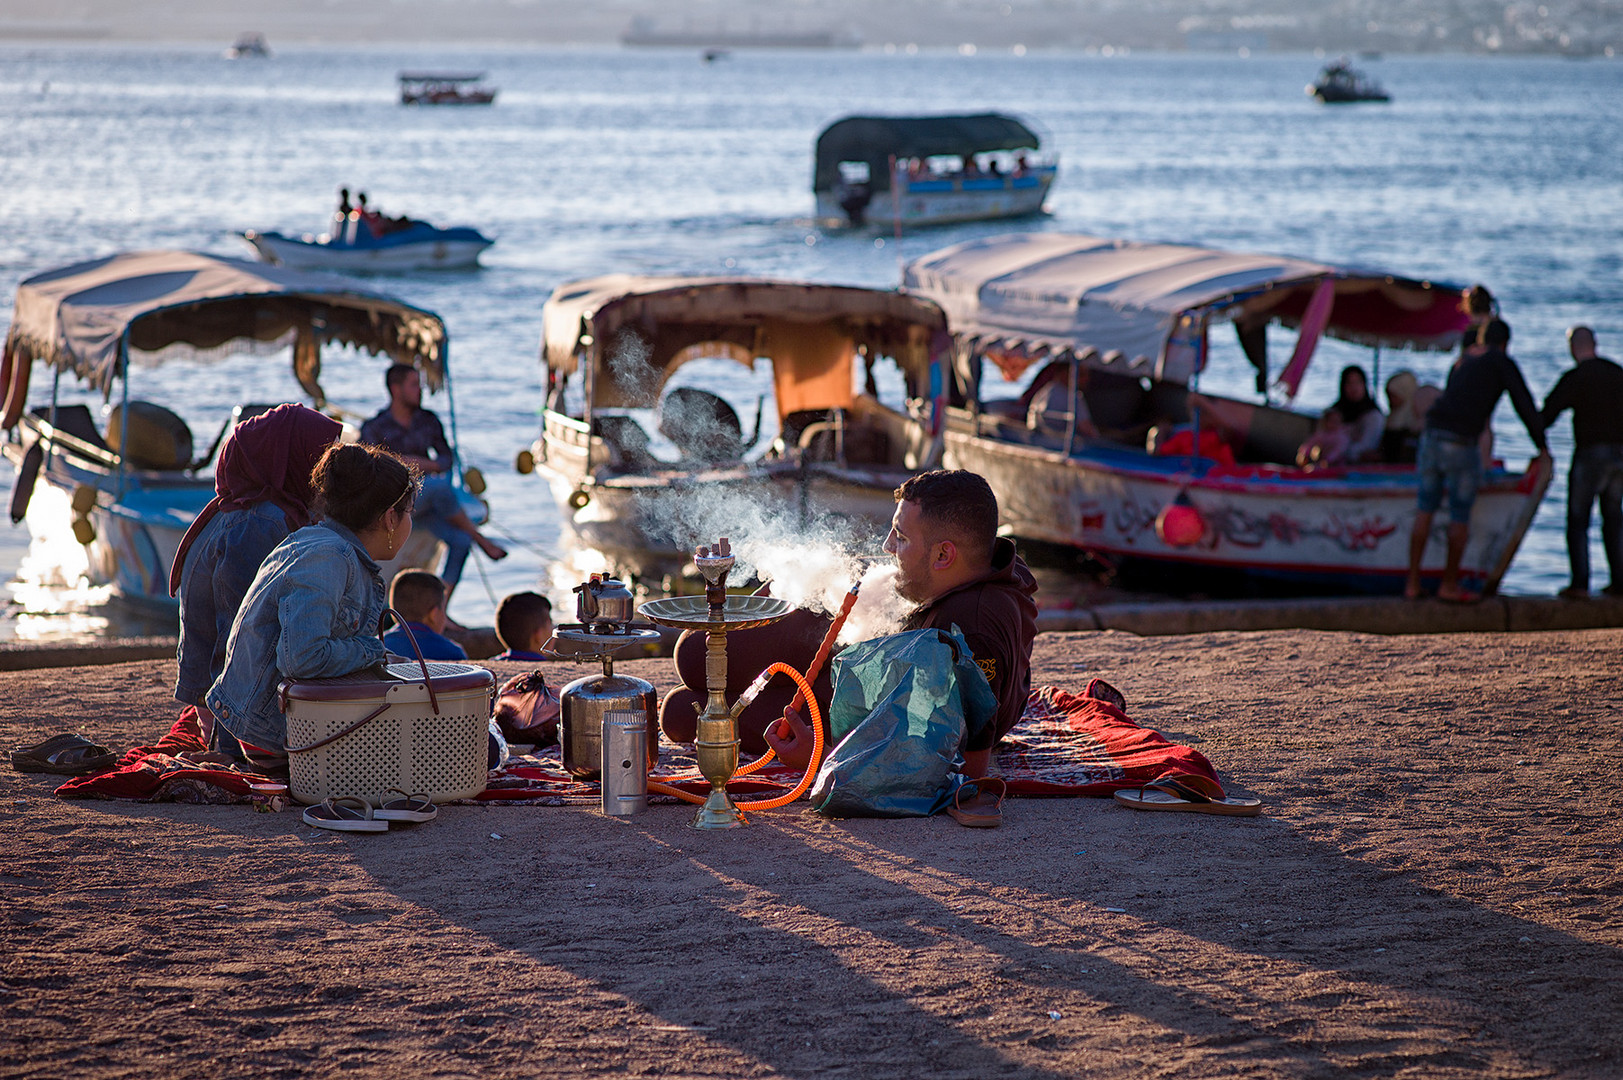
top-left (809, 627), bottom-right (998, 818)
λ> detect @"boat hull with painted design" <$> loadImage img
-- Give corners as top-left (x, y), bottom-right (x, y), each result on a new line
top-left (944, 417), bottom-right (1549, 593)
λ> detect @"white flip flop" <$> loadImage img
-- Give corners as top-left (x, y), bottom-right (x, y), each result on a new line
top-left (374, 788), bottom-right (437, 824)
top-left (302, 796), bottom-right (388, 832)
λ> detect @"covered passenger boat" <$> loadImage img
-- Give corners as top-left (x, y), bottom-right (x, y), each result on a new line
top-left (903, 233), bottom-right (1550, 594)
top-left (813, 114), bottom-right (1057, 229)
top-left (1, 251), bottom-right (485, 613)
top-left (520, 276), bottom-right (950, 584)
top-left (398, 71), bottom-right (497, 106)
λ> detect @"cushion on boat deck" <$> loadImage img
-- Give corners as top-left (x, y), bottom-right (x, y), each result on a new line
top-left (106, 401), bottom-right (194, 471)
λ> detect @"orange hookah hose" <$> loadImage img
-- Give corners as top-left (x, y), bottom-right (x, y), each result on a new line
top-left (734, 580), bottom-right (859, 777)
top-left (647, 662), bottom-right (822, 809)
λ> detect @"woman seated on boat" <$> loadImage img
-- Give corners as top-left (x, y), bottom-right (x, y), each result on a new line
top-left (1330, 364), bottom-right (1386, 462)
top-left (205, 443), bottom-right (418, 768)
top-left (170, 404), bottom-right (342, 752)
top-left (1021, 359), bottom-right (1100, 441)
top-left (1382, 369), bottom-right (1441, 463)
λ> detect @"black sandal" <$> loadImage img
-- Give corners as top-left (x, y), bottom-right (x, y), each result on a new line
top-left (10, 734), bottom-right (119, 776)
top-left (946, 777), bottom-right (1007, 828)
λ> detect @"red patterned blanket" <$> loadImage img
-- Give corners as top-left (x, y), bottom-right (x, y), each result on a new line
top-left (51, 687), bottom-right (1223, 806)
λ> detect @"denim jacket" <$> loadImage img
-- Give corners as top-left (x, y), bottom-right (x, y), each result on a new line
top-left (205, 520), bottom-right (387, 753)
top-left (174, 502), bottom-right (293, 707)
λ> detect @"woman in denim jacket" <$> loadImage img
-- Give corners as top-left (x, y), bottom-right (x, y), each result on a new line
top-left (206, 443), bottom-right (419, 764)
top-left (171, 405), bottom-right (342, 725)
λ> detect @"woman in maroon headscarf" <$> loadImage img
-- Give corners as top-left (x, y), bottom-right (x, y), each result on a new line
top-left (170, 404), bottom-right (342, 721)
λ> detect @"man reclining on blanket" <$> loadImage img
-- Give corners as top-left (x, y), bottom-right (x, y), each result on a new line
top-left (768, 469), bottom-right (1039, 779)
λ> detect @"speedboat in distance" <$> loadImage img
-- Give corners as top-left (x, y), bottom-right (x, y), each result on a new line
top-left (1308, 58), bottom-right (1391, 103)
top-left (242, 202), bottom-right (494, 272)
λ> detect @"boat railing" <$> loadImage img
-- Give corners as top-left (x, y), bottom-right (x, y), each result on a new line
top-left (895, 165), bottom-right (1055, 196)
top-left (26, 410), bottom-right (119, 472)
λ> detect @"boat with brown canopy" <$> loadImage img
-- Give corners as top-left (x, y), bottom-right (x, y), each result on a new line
top-left (0, 250), bottom-right (483, 613)
top-left (518, 275), bottom-right (950, 586)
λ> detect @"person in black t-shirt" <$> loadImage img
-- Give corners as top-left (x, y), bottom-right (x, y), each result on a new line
top-left (1405, 319), bottom-right (1549, 602)
top-left (1540, 326), bottom-right (1623, 599)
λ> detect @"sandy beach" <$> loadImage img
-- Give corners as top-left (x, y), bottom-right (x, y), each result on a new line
top-left (3, 627), bottom-right (1621, 1079)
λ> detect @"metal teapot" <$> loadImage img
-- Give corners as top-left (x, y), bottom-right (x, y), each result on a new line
top-left (573, 575), bottom-right (636, 632)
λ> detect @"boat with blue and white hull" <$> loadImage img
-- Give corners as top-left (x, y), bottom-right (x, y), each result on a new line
top-left (814, 113), bottom-right (1056, 230)
top-left (243, 217), bottom-right (494, 272)
top-left (1, 251), bottom-right (488, 615)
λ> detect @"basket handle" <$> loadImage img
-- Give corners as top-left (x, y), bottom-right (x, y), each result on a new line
top-left (287, 701), bottom-right (391, 755)
top-left (386, 606), bottom-right (442, 716)
top-left (284, 608), bottom-right (445, 755)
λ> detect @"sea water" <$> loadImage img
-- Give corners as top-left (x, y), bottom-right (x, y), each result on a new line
top-left (0, 45), bottom-right (1618, 640)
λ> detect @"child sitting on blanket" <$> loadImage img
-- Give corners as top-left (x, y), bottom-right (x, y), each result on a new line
top-left (206, 444), bottom-right (419, 769)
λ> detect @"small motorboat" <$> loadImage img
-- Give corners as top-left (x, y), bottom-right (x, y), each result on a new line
top-left (1308, 58), bottom-right (1390, 104)
top-left (398, 71), bottom-right (497, 106)
top-left (226, 32), bottom-right (270, 59)
top-left (243, 211), bottom-right (494, 272)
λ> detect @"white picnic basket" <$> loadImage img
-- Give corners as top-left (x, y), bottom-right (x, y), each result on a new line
top-left (282, 656), bottom-right (494, 807)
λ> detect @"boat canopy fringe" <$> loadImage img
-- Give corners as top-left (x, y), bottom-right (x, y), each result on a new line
top-left (903, 233), bottom-right (1471, 387)
top-left (813, 113), bottom-right (1041, 195)
top-left (540, 275), bottom-right (948, 413)
top-left (4, 251), bottom-right (448, 404)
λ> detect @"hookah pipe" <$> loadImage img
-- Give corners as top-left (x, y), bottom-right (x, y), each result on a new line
top-left (645, 578), bottom-right (860, 811)
top-left (734, 579), bottom-right (859, 777)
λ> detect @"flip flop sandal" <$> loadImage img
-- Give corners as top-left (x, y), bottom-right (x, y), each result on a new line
top-left (374, 788), bottom-right (437, 824)
top-left (1113, 773), bottom-right (1262, 817)
top-left (10, 733), bottom-right (118, 776)
top-left (1083, 678), bottom-right (1127, 711)
top-left (947, 777), bottom-right (1007, 828)
top-left (302, 796), bottom-right (388, 833)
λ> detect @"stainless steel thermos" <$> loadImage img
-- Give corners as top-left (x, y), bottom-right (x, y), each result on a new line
top-left (600, 709), bottom-right (649, 816)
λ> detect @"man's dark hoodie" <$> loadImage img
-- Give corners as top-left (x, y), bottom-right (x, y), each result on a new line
top-left (902, 536), bottom-right (1039, 751)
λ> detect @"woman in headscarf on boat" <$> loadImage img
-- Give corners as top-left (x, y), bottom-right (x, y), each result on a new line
top-left (1329, 364), bottom-right (1386, 463)
top-left (170, 404), bottom-right (342, 730)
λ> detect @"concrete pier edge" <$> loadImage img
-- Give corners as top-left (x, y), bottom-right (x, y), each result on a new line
top-left (2, 596), bottom-right (1620, 671)
top-left (1036, 594), bottom-right (1623, 636)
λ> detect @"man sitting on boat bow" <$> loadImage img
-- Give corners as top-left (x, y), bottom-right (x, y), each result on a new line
top-left (360, 364), bottom-right (507, 596)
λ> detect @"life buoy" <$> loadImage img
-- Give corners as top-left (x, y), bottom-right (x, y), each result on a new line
top-left (0, 344), bottom-right (30, 430)
top-left (9, 440), bottom-right (42, 525)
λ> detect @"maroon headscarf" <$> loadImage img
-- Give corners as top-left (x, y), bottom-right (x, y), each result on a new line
top-left (168, 404), bottom-right (343, 596)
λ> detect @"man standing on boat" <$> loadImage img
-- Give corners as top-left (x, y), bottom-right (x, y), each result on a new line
top-left (1539, 326), bottom-right (1623, 599)
top-left (361, 364), bottom-right (506, 597)
top-left (1404, 319), bottom-right (1548, 602)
